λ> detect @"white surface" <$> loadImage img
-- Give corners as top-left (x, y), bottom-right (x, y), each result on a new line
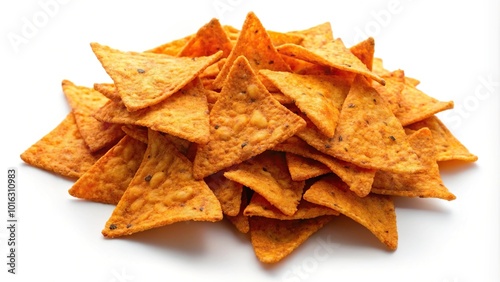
top-left (1, 1), bottom-right (499, 281)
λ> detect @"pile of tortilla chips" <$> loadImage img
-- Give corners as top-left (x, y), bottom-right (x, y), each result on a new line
top-left (21, 12), bottom-right (477, 264)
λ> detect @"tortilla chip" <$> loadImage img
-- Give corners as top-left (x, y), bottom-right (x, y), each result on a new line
top-left (349, 37), bottom-right (375, 71)
top-left (303, 175), bottom-right (398, 250)
top-left (102, 130), bottom-right (222, 238)
top-left (291, 22), bottom-right (334, 49)
top-left (275, 136), bottom-right (376, 197)
top-left (226, 188), bottom-right (250, 233)
top-left (20, 113), bottom-right (102, 179)
top-left (178, 18), bottom-right (233, 58)
top-left (68, 135), bottom-right (147, 204)
top-left (372, 69), bottom-right (405, 115)
top-left (328, 75), bottom-right (423, 173)
top-left (93, 82), bottom-right (121, 101)
top-left (94, 78), bottom-right (210, 144)
top-left (205, 171), bottom-right (243, 216)
top-left (285, 153), bottom-right (331, 181)
top-left (267, 30), bottom-right (304, 46)
top-left (62, 80), bottom-right (124, 152)
top-left (224, 151), bottom-right (304, 216)
top-left (404, 115), bottom-right (478, 162)
top-left (395, 81), bottom-right (454, 126)
top-left (249, 215), bottom-right (333, 263)
top-left (90, 42), bottom-right (222, 111)
top-left (145, 33), bottom-right (194, 56)
top-left (244, 192), bottom-right (339, 220)
top-left (121, 125), bottom-right (148, 143)
top-left (277, 39), bottom-right (385, 85)
top-left (259, 70), bottom-right (350, 137)
top-left (192, 56), bottom-right (306, 179)
top-left (212, 12), bottom-right (291, 89)
top-left (371, 128), bottom-right (456, 200)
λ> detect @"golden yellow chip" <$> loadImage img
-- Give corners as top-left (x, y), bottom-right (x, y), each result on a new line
top-left (224, 151), bottom-right (304, 216)
top-left (244, 192), bottom-right (339, 219)
top-left (93, 82), bottom-right (121, 101)
top-left (404, 115), bottom-right (478, 162)
top-left (277, 39), bottom-right (385, 85)
top-left (212, 12), bottom-right (291, 89)
top-left (328, 75), bottom-right (423, 173)
top-left (275, 135), bottom-right (376, 197)
top-left (68, 135), bottom-right (147, 204)
top-left (20, 113), bottom-right (103, 179)
top-left (102, 130), bottom-right (222, 238)
top-left (285, 153), bottom-right (331, 181)
top-left (205, 171), bottom-right (243, 216)
top-left (291, 22), bottom-right (334, 49)
top-left (304, 175), bottom-right (398, 250)
top-left (62, 80), bottom-right (124, 152)
top-left (145, 33), bottom-right (194, 56)
top-left (178, 18), bottom-right (233, 58)
top-left (249, 215), bottom-right (333, 263)
top-left (259, 70), bottom-right (350, 137)
top-left (91, 42), bottom-right (222, 111)
top-left (349, 37), bottom-right (375, 71)
top-left (192, 56), bottom-right (306, 179)
top-left (372, 128), bottom-right (456, 200)
top-left (94, 78), bottom-right (210, 144)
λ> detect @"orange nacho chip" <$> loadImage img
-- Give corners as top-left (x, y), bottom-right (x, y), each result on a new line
top-left (145, 33), bottom-right (194, 56)
top-left (68, 135), bottom-right (147, 204)
top-left (62, 80), bottom-right (124, 152)
top-left (178, 18), bottom-right (233, 58)
top-left (20, 113), bottom-right (103, 179)
top-left (304, 175), bottom-right (398, 250)
top-left (93, 78), bottom-right (210, 144)
top-left (328, 75), bottom-right (423, 173)
top-left (212, 12), bottom-right (292, 89)
top-left (249, 215), bottom-right (334, 263)
top-left (225, 187), bottom-right (251, 234)
top-left (404, 115), bottom-right (478, 162)
top-left (291, 22), bottom-right (334, 49)
top-left (93, 82), bottom-right (121, 101)
top-left (91, 42), bottom-right (222, 111)
top-left (277, 39), bottom-right (385, 85)
top-left (102, 130), bottom-right (222, 238)
top-left (285, 153), bottom-right (331, 181)
top-left (372, 128), bottom-right (456, 200)
top-left (205, 171), bottom-right (243, 216)
top-left (224, 151), bottom-right (304, 216)
top-left (259, 70), bottom-right (350, 137)
top-left (349, 37), bottom-right (375, 71)
top-left (372, 69), bottom-right (405, 115)
top-left (192, 56), bottom-right (306, 179)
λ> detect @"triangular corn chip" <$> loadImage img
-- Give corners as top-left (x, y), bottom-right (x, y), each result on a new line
top-left (291, 22), bottom-right (334, 49)
top-left (372, 128), bottom-right (456, 200)
top-left (304, 175), bottom-right (398, 250)
top-left (192, 56), bottom-right (306, 179)
top-left (91, 42), bottom-right (222, 111)
top-left (349, 37), bottom-right (375, 71)
top-left (329, 75), bottom-right (423, 173)
top-left (205, 171), bottom-right (243, 216)
top-left (20, 113), bottom-right (102, 179)
top-left (212, 12), bottom-right (291, 89)
top-left (62, 80), bottom-right (124, 152)
top-left (94, 78), bottom-right (210, 144)
top-left (102, 130), bottom-right (222, 238)
top-left (285, 153), bottom-right (331, 181)
top-left (68, 135), bottom-right (147, 204)
top-left (224, 151), bottom-right (304, 216)
top-left (178, 18), bottom-right (233, 58)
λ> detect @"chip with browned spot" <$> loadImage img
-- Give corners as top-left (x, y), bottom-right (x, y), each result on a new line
top-left (212, 12), bottom-right (291, 89)
top-left (205, 170), bottom-right (243, 216)
top-left (277, 39), bottom-right (385, 85)
top-left (93, 78), bottom-right (210, 144)
top-left (304, 175), bottom-right (398, 250)
top-left (244, 192), bottom-right (339, 219)
top-left (260, 70), bottom-right (350, 137)
top-left (102, 129), bottom-right (222, 238)
top-left (275, 135), bottom-right (376, 197)
top-left (395, 80), bottom-right (454, 126)
top-left (68, 135), bottom-right (147, 204)
top-left (224, 151), bottom-right (304, 216)
top-left (62, 80), bottom-right (124, 152)
top-left (20, 113), bottom-right (103, 179)
top-left (91, 42), bottom-right (222, 111)
top-left (372, 128), bottom-right (456, 200)
top-left (404, 115), bottom-right (478, 162)
top-left (192, 56), bottom-right (306, 179)
top-left (178, 18), bottom-right (233, 58)
top-left (249, 215), bottom-right (333, 263)
top-left (328, 75), bottom-right (423, 173)
top-left (285, 153), bottom-right (331, 181)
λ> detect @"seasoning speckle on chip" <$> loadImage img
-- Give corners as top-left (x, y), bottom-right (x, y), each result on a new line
top-left (20, 11), bottom-right (476, 264)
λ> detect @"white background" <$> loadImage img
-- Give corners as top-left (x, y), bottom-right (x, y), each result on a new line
top-left (1, 1), bottom-right (499, 281)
